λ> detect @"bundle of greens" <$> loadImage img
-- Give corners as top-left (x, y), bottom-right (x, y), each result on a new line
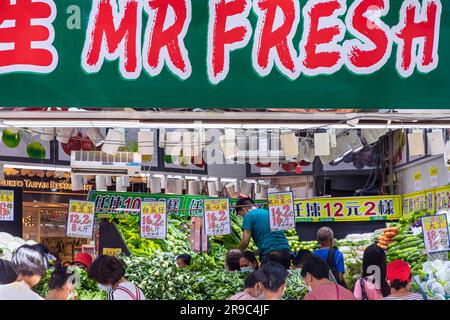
top-left (283, 269), bottom-right (308, 300)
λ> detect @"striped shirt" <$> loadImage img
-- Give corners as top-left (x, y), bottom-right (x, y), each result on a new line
top-left (383, 293), bottom-right (423, 300)
top-left (108, 282), bottom-right (146, 300)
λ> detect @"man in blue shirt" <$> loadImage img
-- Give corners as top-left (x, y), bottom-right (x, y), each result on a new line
top-left (236, 197), bottom-right (291, 269)
top-left (313, 226), bottom-right (346, 287)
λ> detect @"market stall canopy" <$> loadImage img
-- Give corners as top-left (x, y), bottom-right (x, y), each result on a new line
top-left (0, 0), bottom-right (448, 109)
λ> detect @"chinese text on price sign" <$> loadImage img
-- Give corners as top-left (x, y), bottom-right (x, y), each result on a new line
top-left (422, 214), bottom-right (450, 253)
top-left (268, 192), bottom-right (295, 231)
top-left (66, 200), bottom-right (95, 239)
top-left (140, 201), bottom-right (167, 239)
top-left (203, 198), bottom-right (231, 236)
top-left (0, 190), bottom-right (14, 222)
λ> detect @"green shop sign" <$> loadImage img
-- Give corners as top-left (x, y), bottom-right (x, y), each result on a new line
top-left (0, 0), bottom-right (448, 109)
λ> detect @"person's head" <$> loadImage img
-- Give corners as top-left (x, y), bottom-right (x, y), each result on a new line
top-left (11, 244), bottom-right (48, 288)
top-left (317, 226), bottom-right (334, 247)
top-left (87, 255), bottom-right (126, 291)
top-left (48, 266), bottom-right (76, 300)
top-left (235, 197), bottom-right (256, 217)
top-left (225, 250), bottom-right (241, 271)
top-left (387, 260), bottom-right (412, 293)
top-left (0, 259), bottom-right (18, 285)
top-left (362, 244), bottom-right (390, 297)
top-left (30, 243), bottom-right (50, 269)
top-left (258, 262), bottom-right (288, 300)
top-left (267, 251), bottom-right (291, 269)
top-left (300, 255), bottom-right (330, 290)
top-left (292, 250), bottom-right (313, 269)
top-left (72, 253), bottom-right (93, 270)
top-left (243, 271), bottom-right (263, 298)
top-left (240, 250), bottom-right (259, 271)
top-left (176, 254), bottom-right (191, 268)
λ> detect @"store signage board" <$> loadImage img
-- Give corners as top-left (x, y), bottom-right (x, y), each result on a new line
top-left (102, 248), bottom-right (123, 257)
top-left (0, 190), bottom-right (14, 222)
top-left (140, 201), bottom-right (168, 239)
top-left (268, 192), bottom-right (295, 230)
top-left (1, 0), bottom-right (450, 109)
top-left (66, 200), bottom-right (95, 239)
top-left (295, 195), bottom-right (402, 222)
top-left (203, 198), bottom-right (231, 236)
top-left (434, 186), bottom-right (450, 211)
top-left (422, 214), bottom-right (450, 253)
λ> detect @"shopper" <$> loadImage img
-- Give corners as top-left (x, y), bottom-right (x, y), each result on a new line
top-left (240, 250), bottom-right (259, 272)
top-left (88, 255), bottom-right (146, 300)
top-left (46, 265), bottom-right (76, 300)
top-left (354, 244), bottom-right (390, 300)
top-left (383, 260), bottom-right (423, 300)
top-left (0, 245), bottom-right (47, 300)
top-left (301, 255), bottom-right (355, 300)
top-left (236, 197), bottom-right (290, 266)
top-left (0, 258), bottom-right (17, 285)
top-left (72, 252), bottom-right (93, 270)
top-left (176, 254), bottom-right (192, 269)
top-left (313, 226), bottom-right (346, 287)
top-left (228, 271), bottom-right (263, 300)
top-left (225, 250), bottom-right (241, 271)
top-left (292, 250), bottom-right (313, 269)
top-left (258, 262), bottom-right (289, 300)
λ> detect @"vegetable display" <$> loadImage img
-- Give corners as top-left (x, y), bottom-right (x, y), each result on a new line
top-left (0, 232), bottom-right (37, 261)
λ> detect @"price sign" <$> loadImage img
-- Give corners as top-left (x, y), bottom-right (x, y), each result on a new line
top-left (66, 200), bottom-right (95, 239)
top-left (0, 190), bottom-right (14, 221)
top-left (268, 191), bottom-right (295, 231)
top-left (422, 214), bottom-right (450, 253)
top-left (103, 248), bottom-right (122, 256)
top-left (203, 198), bottom-right (231, 236)
top-left (140, 201), bottom-right (167, 239)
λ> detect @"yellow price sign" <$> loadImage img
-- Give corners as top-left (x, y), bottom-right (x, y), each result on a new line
top-left (268, 192), bottom-right (293, 207)
top-left (103, 248), bottom-right (122, 256)
top-left (142, 201), bottom-right (166, 215)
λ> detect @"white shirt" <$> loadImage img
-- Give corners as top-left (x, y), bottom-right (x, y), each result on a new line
top-left (0, 281), bottom-right (44, 300)
top-left (108, 281), bottom-right (146, 300)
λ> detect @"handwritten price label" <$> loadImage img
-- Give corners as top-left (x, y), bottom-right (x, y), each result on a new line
top-left (0, 190), bottom-right (14, 222)
top-left (203, 198), bottom-right (231, 236)
top-left (66, 200), bottom-right (95, 239)
top-left (268, 192), bottom-right (295, 231)
top-left (422, 214), bottom-right (450, 253)
top-left (140, 201), bottom-right (167, 239)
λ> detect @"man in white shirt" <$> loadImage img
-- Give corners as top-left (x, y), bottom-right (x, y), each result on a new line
top-left (0, 244), bottom-right (47, 300)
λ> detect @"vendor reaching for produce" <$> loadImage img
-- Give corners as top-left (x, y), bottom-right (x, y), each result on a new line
top-left (235, 197), bottom-right (290, 268)
top-left (313, 227), bottom-right (346, 287)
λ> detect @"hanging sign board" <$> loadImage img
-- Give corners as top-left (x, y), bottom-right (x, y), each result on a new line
top-left (203, 198), bottom-right (231, 236)
top-left (0, 190), bottom-right (14, 222)
top-left (140, 201), bottom-right (168, 239)
top-left (422, 214), bottom-right (450, 253)
top-left (1, 0), bottom-right (449, 109)
top-left (66, 200), bottom-right (95, 239)
top-left (268, 191), bottom-right (295, 230)
top-left (295, 195), bottom-right (402, 222)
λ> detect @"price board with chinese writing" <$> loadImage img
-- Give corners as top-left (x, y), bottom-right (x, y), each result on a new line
top-left (140, 201), bottom-right (167, 239)
top-left (422, 214), bottom-right (450, 253)
top-left (295, 195), bottom-right (402, 222)
top-left (203, 198), bottom-right (231, 236)
top-left (434, 186), bottom-right (450, 212)
top-left (66, 200), bottom-right (95, 239)
top-left (268, 192), bottom-right (295, 231)
top-left (402, 191), bottom-right (432, 216)
top-left (0, 190), bottom-right (14, 222)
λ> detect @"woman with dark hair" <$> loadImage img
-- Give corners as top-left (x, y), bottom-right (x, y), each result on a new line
top-left (240, 250), bottom-right (259, 272)
top-left (258, 262), bottom-right (289, 300)
top-left (46, 265), bottom-right (76, 300)
top-left (225, 250), bottom-right (241, 271)
top-left (354, 244), bottom-right (390, 300)
top-left (0, 259), bottom-right (17, 285)
top-left (88, 255), bottom-right (146, 300)
top-left (0, 245), bottom-right (48, 300)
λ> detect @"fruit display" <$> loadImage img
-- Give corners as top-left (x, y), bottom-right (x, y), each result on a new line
top-left (376, 227), bottom-right (399, 250)
top-left (285, 229), bottom-right (319, 252)
top-left (2, 129), bottom-right (21, 148)
top-left (415, 260), bottom-right (450, 300)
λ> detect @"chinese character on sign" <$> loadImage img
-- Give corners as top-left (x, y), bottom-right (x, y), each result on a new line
top-left (378, 200), bottom-right (394, 216)
top-left (346, 202), bottom-right (361, 216)
top-left (109, 196), bottom-right (123, 212)
top-left (167, 198), bottom-right (180, 215)
top-left (306, 202), bottom-right (321, 217)
top-left (0, 0), bottom-right (58, 74)
top-left (189, 199), bottom-right (203, 217)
